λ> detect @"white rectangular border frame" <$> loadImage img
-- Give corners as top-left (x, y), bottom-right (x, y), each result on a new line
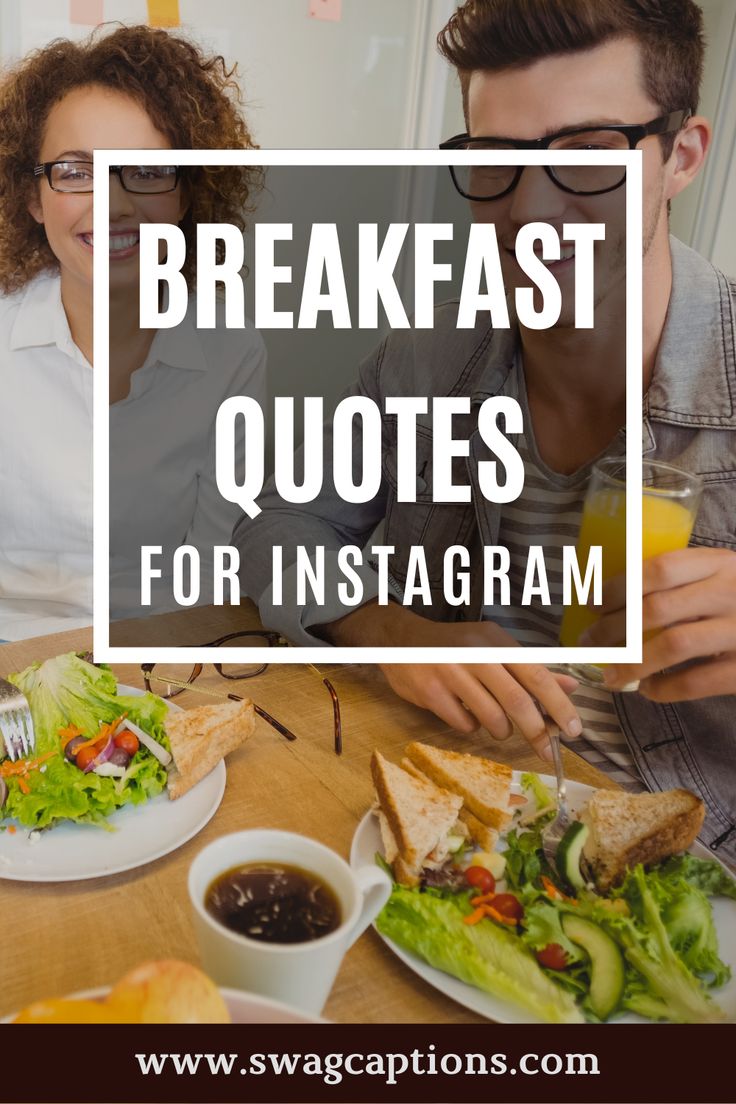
top-left (93, 148), bottom-right (643, 664)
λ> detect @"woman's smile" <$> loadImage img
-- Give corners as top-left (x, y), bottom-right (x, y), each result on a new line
top-left (77, 227), bottom-right (142, 259)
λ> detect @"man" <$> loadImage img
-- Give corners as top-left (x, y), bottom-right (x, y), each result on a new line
top-left (235, 0), bottom-right (736, 863)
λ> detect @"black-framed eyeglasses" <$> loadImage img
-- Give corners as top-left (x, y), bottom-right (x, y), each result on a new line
top-left (141, 631), bottom-right (343, 755)
top-left (440, 110), bottom-right (689, 201)
top-left (33, 161), bottom-right (181, 194)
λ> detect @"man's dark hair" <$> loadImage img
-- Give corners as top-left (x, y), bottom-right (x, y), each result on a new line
top-left (438, 0), bottom-right (704, 158)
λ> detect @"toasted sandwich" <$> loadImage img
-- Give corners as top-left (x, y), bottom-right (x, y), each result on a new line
top-left (166, 699), bottom-right (255, 800)
top-left (580, 787), bottom-right (706, 890)
top-left (371, 750), bottom-right (466, 886)
top-left (403, 741), bottom-right (513, 851)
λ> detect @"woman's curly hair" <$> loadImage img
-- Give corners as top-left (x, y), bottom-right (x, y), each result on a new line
top-left (0, 24), bottom-right (261, 294)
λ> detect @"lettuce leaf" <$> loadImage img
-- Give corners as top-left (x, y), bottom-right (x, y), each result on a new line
top-left (603, 867), bottom-right (726, 1022)
top-left (5, 653), bottom-right (170, 829)
top-left (376, 885), bottom-right (584, 1023)
top-left (502, 820), bottom-right (555, 897)
top-left (618, 864), bottom-right (731, 990)
top-left (520, 771), bottom-right (555, 811)
top-left (521, 898), bottom-right (585, 964)
top-left (656, 853), bottom-right (736, 900)
top-left (472, 810), bottom-right (732, 1023)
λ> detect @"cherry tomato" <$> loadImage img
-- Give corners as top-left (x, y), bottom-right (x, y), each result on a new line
top-left (490, 893), bottom-right (524, 923)
top-left (465, 866), bottom-right (496, 895)
top-left (75, 746), bottom-right (99, 771)
top-left (535, 943), bottom-right (569, 971)
top-left (113, 730), bottom-right (140, 757)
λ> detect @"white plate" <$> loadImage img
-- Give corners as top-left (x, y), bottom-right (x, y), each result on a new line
top-left (0, 686), bottom-right (225, 882)
top-left (351, 772), bottom-right (736, 1024)
top-left (2, 986), bottom-right (326, 1024)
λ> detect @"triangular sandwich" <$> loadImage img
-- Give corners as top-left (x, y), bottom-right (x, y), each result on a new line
top-left (404, 741), bottom-right (513, 848)
top-left (580, 787), bottom-right (705, 890)
top-left (371, 750), bottom-right (464, 886)
top-left (166, 699), bottom-right (255, 800)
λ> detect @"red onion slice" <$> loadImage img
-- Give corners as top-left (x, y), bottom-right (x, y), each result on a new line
top-left (83, 731), bottom-right (116, 774)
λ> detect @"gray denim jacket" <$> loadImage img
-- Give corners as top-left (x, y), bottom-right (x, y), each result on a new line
top-left (235, 237), bottom-right (736, 863)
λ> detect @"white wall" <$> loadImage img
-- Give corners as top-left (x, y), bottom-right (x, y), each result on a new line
top-left (670, 0), bottom-right (736, 268)
top-left (0, 0), bottom-right (454, 148)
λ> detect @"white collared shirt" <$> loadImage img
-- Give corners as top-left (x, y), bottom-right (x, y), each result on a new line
top-left (0, 272), bottom-right (266, 640)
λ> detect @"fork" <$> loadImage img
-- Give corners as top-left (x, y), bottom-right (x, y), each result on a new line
top-left (0, 677), bottom-right (35, 761)
top-left (540, 719), bottom-right (571, 869)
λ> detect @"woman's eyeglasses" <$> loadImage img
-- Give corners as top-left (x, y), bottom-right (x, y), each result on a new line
top-left (140, 631), bottom-right (342, 754)
top-left (33, 161), bottom-right (181, 194)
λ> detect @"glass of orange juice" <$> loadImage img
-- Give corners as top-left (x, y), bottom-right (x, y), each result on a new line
top-left (559, 457), bottom-right (702, 688)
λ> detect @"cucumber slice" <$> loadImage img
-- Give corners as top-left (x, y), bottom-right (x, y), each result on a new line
top-left (562, 914), bottom-right (625, 1021)
top-left (556, 820), bottom-right (589, 890)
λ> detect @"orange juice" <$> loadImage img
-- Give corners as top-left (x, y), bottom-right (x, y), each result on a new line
top-left (559, 489), bottom-right (696, 647)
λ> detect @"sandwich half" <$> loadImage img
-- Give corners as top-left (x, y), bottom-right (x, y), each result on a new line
top-left (371, 750), bottom-right (465, 886)
top-left (166, 699), bottom-right (255, 799)
top-left (404, 741), bottom-right (513, 850)
top-left (580, 787), bottom-right (706, 890)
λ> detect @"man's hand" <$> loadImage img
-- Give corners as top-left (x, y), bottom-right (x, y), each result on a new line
top-left (580, 547), bottom-right (736, 701)
top-left (319, 603), bottom-right (582, 760)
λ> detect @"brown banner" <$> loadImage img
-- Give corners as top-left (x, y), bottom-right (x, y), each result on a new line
top-left (0, 1023), bottom-right (731, 1104)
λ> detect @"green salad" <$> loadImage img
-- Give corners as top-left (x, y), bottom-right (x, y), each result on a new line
top-left (376, 775), bottom-right (736, 1024)
top-left (2, 653), bottom-right (171, 829)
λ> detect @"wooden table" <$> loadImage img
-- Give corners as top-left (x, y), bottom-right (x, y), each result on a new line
top-left (0, 609), bottom-right (615, 1023)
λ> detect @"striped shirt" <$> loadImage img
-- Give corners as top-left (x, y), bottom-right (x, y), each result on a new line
top-left (482, 365), bottom-right (643, 791)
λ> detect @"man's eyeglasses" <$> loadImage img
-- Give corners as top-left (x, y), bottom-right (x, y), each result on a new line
top-left (140, 631), bottom-right (342, 755)
top-left (440, 110), bottom-right (689, 201)
top-left (33, 161), bottom-right (181, 194)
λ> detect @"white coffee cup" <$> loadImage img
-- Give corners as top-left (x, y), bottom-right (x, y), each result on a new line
top-left (188, 829), bottom-right (391, 1014)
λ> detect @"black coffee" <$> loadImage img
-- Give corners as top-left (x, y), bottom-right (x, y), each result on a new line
top-left (205, 862), bottom-right (341, 944)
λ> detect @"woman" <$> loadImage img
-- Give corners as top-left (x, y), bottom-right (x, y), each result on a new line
top-left (0, 25), bottom-right (264, 638)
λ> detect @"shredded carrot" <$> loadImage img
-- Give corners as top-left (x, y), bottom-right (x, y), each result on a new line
top-left (471, 893), bottom-right (497, 907)
top-left (17, 776), bottom-right (30, 794)
top-left (462, 907), bottom-right (488, 926)
top-left (30, 750), bottom-right (55, 770)
top-left (483, 905), bottom-right (519, 926)
top-left (464, 902), bottom-right (520, 927)
top-left (541, 875), bottom-right (563, 899)
top-left (66, 732), bottom-right (105, 757)
top-left (0, 750), bottom-right (58, 779)
top-left (58, 723), bottom-right (83, 751)
top-left (67, 715), bottom-right (125, 758)
top-left (541, 875), bottom-right (578, 905)
top-left (7, 825), bottom-right (16, 834)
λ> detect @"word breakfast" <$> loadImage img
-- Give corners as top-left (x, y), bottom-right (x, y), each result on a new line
top-left (134, 217), bottom-right (608, 613)
top-left (140, 220), bottom-right (604, 331)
